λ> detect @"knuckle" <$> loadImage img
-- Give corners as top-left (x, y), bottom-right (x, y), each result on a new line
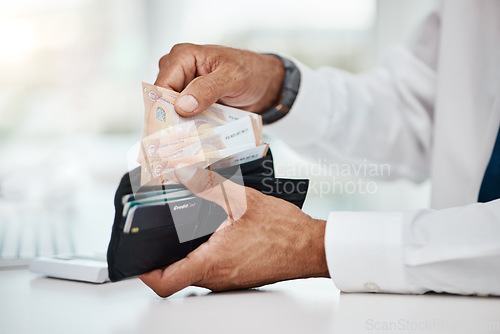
top-left (158, 54), bottom-right (170, 69)
top-left (171, 43), bottom-right (195, 54)
top-left (160, 43), bottom-right (198, 69)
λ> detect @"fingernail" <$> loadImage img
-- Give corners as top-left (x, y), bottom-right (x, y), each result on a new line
top-left (176, 95), bottom-right (198, 113)
top-left (175, 163), bottom-right (197, 182)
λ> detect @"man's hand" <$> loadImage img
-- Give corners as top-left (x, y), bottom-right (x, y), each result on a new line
top-left (138, 165), bottom-right (330, 298)
top-left (155, 44), bottom-right (285, 116)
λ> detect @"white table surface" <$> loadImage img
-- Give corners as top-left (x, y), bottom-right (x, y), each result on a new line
top-left (1, 268), bottom-right (499, 334)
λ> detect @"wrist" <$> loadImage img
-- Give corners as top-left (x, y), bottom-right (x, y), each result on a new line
top-left (310, 219), bottom-right (330, 278)
top-left (253, 54), bottom-right (285, 113)
top-left (292, 217), bottom-right (330, 280)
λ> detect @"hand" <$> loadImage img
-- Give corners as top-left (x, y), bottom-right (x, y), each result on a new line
top-left (139, 164), bottom-right (330, 298)
top-left (155, 44), bottom-right (285, 116)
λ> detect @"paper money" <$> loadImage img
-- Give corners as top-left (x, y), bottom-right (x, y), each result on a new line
top-left (140, 144), bottom-right (269, 186)
top-left (142, 82), bottom-right (263, 141)
top-left (208, 144), bottom-right (269, 170)
top-left (140, 116), bottom-right (262, 163)
top-left (137, 83), bottom-right (267, 188)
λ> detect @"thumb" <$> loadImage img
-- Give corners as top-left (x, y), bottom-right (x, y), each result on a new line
top-left (174, 71), bottom-right (230, 116)
top-left (139, 250), bottom-right (205, 298)
top-left (174, 163), bottom-right (247, 220)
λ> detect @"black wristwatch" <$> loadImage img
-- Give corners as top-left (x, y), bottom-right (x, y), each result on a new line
top-left (260, 55), bottom-right (301, 125)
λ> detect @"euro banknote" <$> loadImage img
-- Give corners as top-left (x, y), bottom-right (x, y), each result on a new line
top-left (140, 144), bottom-right (269, 186)
top-left (139, 116), bottom-right (262, 163)
top-left (137, 83), bottom-right (267, 187)
top-left (142, 82), bottom-right (263, 140)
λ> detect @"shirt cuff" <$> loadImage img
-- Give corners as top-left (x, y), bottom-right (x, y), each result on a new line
top-left (325, 211), bottom-right (411, 294)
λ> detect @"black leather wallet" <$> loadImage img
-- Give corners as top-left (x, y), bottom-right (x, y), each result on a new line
top-left (106, 151), bottom-right (309, 282)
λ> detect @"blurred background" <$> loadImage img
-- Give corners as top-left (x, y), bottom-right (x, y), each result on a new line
top-left (0, 0), bottom-right (436, 254)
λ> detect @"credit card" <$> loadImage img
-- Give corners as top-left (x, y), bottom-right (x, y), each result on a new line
top-left (123, 195), bottom-right (202, 234)
top-left (122, 189), bottom-right (192, 217)
top-left (121, 186), bottom-right (186, 204)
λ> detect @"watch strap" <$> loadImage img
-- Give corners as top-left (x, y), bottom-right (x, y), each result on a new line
top-left (260, 55), bottom-right (301, 125)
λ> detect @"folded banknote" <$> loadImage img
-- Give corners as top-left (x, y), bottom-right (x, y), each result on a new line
top-left (138, 83), bottom-right (268, 187)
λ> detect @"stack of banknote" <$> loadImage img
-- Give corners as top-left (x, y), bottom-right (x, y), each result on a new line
top-left (138, 83), bottom-right (269, 186)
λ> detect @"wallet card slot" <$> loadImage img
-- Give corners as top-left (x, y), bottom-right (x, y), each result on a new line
top-left (123, 196), bottom-right (203, 234)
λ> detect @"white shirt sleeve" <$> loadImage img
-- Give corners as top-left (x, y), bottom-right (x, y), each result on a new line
top-left (326, 199), bottom-right (500, 296)
top-left (266, 4), bottom-right (441, 182)
top-left (267, 3), bottom-right (500, 296)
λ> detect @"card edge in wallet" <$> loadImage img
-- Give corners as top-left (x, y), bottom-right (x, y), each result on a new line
top-left (123, 195), bottom-right (202, 234)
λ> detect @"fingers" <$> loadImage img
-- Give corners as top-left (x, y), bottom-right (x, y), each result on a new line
top-left (174, 163), bottom-right (248, 220)
top-left (155, 44), bottom-right (244, 116)
top-left (155, 44), bottom-right (223, 116)
top-left (155, 44), bottom-right (197, 93)
top-left (138, 251), bottom-right (205, 298)
top-left (174, 70), bottom-right (236, 116)
top-left (154, 63), bottom-right (193, 93)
